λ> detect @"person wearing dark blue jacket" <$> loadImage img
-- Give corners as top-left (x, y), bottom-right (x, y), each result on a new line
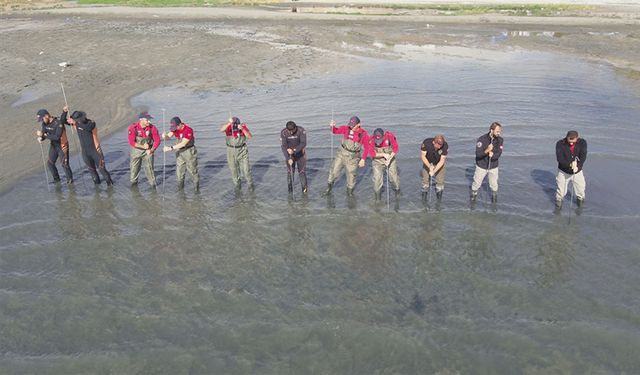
top-left (555, 130), bottom-right (587, 208)
top-left (471, 122), bottom-right (503, 203)
top-left (35, 108), bottom-right (73, 184)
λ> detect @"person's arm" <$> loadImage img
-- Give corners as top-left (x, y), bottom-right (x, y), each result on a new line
top-left (172, 137), bottom-right (190, 150)
top-left (420, 149), bottom-right (430, 168)
top-left (219, 121), bottom-right (232, 133)
top-left (475, 136), bottom-right (486, 161)
top-left (390, 133), bottom-right (399, 155)
top-left (150, 126), bottom-right (161, 151)
top-left (332, 125), bottom-right (347, 135)
top-left (434, 155), bottom-right (447, 174)
top-left (491, 137), bottom-right (503, 161)
top-left (297, 128), bottom-right (307, 152)
top-left (280, 129), bottom-right (289, 159)
top-left (556, 141), bottom-right (570, 169)
top-left (241, 124), bottom-right (252, 139)
top-left (128, 125), bottom-right (137, 148)
top-left (36, 123), bottom-right (45, 143)
top-left (578, 139), bottom-right (587, 166)
top-left (91, 127), bottom-right (102, 153)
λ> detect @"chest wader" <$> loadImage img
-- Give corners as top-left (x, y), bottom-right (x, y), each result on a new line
top-left (226, 135), bottom-right (253, 189)
top-left (327, 137), bottom-right (362, 194)
top-left (130, 133), bottom-right (156, 186)
top-left (176, 141), bottom-right (199, 191)
top-left (372, 144), bottom-right (400, 199)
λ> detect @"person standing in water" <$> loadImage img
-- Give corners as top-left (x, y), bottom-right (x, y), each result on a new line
top-left (470, 122), bottom-right (503, 203)
top-left (162, 116), bottom-right (200, 192)
top-left (35, 108), bottom-right (73, 184)
top-left (555, 130), bottom-right (587, 209)
top-left (62, 106), bottom-right (113, 186)
top-left (220, 116), bottom-right (254, 192)
top-left (127, 112), bottom-right (160, 188)
top-left (368, 127), bottom-right (400, 200)
top-left (326, 116), bottom-right (368, 196)
top-left (280, 120), bottom-right (308, 194)
top-left (420, 134), bottom-right (448, 202)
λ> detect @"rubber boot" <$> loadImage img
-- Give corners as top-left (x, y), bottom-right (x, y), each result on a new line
top-left (347, 187), bottom-right (354, 196)
top-left (555, 199), bottom-right (563, 209)
top-left (300, 174), bottom-right (308, 194)
top-left (177, 180), bottom-right (185, 190)
top-left (394, 189), bottom-right (402, 197)
top-left (470, 190), bottom-right (478, 202)
top-left (374, 190), bottom-right (382, 201)
top-left (421, 191), bottom-right (429, 202)
top-left (106, 177), bottom-right (114, 186)
top-left (248, 183), bottom-right (255, 193)
top-left (491, 191), bottom-right (497, 203)
top-left (195, 181), bottom-right (200, 193)
top-left (288, 181), bottom-right (293, 194)
top-left (436, 190), bottom-right (443, 201)
top-left (577, 197), bottom-right (584, 208)
top-left (325, 182), bottom-right (333, 195)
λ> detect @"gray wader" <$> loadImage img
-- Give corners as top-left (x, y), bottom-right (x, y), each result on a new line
top-left (226, 135), bottom-right (253, 188)
top-left (176, 145), bottom-right (199, 190)
top-left (130, 135), bottom-right (156, 186)
top-left (372, 144), bottom-right (400, 193)
top-left (328, 138), bottom-right (362, 190)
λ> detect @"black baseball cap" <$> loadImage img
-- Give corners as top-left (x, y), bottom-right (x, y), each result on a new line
top-left (36, 109), bottom-right (49, 122)
top-left (170, 116), bottom-right (182, 131)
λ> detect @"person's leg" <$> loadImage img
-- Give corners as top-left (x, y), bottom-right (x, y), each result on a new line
top-left (130, 148), bottom-right (143, 185)
top-left (345, 157), bottom-right (358, 193)
top-left (372, 160), bottom-right (384, 195)
top-left (48, 144), bottom-right (61, 182)
top-left (238, 148), bottom-right (253, 188)
top-left (143, 152), bottom-right (156, 187)
top-left (573, 170), bottom-right (586, 204)
top-left (296, 154), bottom-right (308, 192)
top-left (186, 148), bottom-right (200, 191)
top-left (471, 165), bottom-right (486, 197)
top-left (176, 152), bottom-right (187, 189)
top-left (388, 159), bottom-right (400, 192)
top-left (61, 143), bottom-right (73, 182)
top-left (226, 148), bottom-right (240, 187)
top-left (83, 152), bottom-right (100, 184)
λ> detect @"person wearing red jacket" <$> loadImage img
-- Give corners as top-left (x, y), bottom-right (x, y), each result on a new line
top-left (368, 128), bottom-right (400, 200)
top-left (326, 116), bottom-right (368, 196)
top-left (127, 112), bottom-right (160, 188)
top-left (162, 116), bottom-right (199, 192)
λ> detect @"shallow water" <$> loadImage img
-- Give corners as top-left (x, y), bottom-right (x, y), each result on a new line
top-left (2, 48), bottom-right (640, 373)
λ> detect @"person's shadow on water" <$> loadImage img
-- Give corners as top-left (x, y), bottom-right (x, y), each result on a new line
top-left (531, 169), bottom-right (557, 203)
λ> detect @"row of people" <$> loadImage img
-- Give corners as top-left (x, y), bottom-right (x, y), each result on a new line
top-left (35, 108), bottom-right (587, 208)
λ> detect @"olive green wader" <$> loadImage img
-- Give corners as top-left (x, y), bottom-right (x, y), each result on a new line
top-left (175, 144), bottom-right (199, 190)
top-left (226, 134), bottom-right (253, 189)
top-left (130, 135), bottom-right (156, 187)
top-left (372, 144), bottom-right (400, 195)
top-left (328, 138), bottom-right (362, 191)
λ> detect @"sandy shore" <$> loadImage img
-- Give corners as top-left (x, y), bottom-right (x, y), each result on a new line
top-left (1, 3), bottom-right (639, 192)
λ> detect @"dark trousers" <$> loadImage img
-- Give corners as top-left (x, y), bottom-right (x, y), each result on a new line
top-left (48, 143), bottom-right (73, 182)
top-left (82, 148), bottom-right (112, 184)
top-left (287, 153), bottom-right (307, 188)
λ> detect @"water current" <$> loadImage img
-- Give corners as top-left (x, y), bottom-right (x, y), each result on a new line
top-left (2, 46), bottom-right (640, 373)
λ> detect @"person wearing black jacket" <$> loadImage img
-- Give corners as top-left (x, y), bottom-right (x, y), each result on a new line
top-left (471, 122), bottom-right (503, 203)
top-left (555, 130), bottom-right (587, 208)
top-left (280, 121), bottom-right (308, 194)
top-left (35, 108), bottom-right (73, 184)
top-left (62, 106), bottom-right (113, 185)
